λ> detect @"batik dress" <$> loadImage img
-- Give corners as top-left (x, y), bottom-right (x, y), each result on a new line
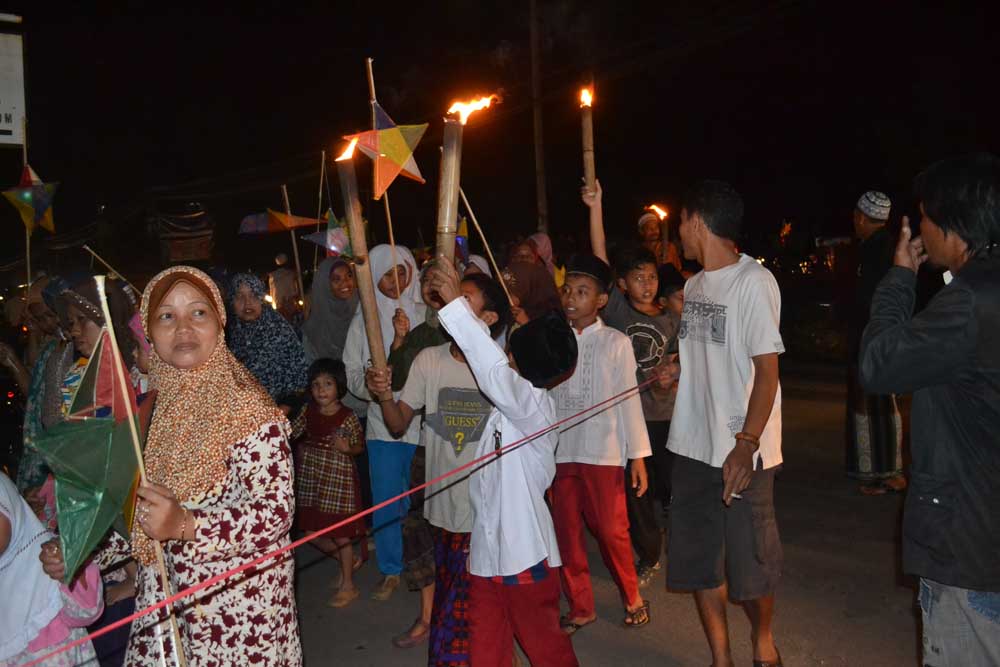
top-left (292, 405), bottom-right (366, 540)
top-left (125, 422), bottom-right (302, 667)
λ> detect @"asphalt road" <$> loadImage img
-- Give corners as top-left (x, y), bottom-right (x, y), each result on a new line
top-left (294, 363), bottom-right (919, 666)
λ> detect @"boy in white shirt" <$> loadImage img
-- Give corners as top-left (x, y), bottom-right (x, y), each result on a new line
top-left (667, 180), bottom-right (784, 667)
top-left (428, 259), bottom-right (579, 667)
top-left (550, 253), bottom-right (652, 633)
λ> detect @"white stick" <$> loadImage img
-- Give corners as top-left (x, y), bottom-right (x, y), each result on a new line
top-left (459, 187), bottom-right (514, 305)
top-left (94, 276), bottom-right (188, 667)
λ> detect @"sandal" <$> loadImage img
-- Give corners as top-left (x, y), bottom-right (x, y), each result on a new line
top-left (328, 587), bottom-right (360, 608)
top-left (752, 648), bottom-right (783, 667)
top-left (623, 600), bottom-right (650, 628)
top-left (559, 614), bottom-right (596, 635)
top-left (392, 619), bottom-right (430, 648)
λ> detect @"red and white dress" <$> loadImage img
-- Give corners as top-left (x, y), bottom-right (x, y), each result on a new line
top-left (125, 422), bottom-right (301, 667)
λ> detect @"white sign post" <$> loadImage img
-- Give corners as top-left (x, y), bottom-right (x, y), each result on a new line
top-left (0, 28), bottom-right (25, 147)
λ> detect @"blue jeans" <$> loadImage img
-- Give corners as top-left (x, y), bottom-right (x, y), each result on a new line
top-left (367, 439), bottom-right (417, 576)
top-left (919, 578), bottom-right (1000, 667)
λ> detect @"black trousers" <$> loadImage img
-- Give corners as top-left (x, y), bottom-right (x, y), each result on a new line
top-left (625, 421), bottom-right (674, 568)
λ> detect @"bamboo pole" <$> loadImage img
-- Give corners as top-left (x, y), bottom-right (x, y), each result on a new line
top-left (82, 245), bottom-right (138, 293)
top-left (280, 185), bottom-right (306, 305)
top-left (22, 116), bottom-right (29, 308)
top-left (93, 276), bottom-right (188, 667)
top-left (458, 187), bottom-right (514, 305)
top-left (580, 87), bottom-right (596, 195)
top-left (436, 119), bottom-right (463, 266)
top-left (313, 151), bottom-right (325, 272)
top-left (336, 144), bottom-right (390, 399)
top-left (365, 57), bottom-right (403, 300)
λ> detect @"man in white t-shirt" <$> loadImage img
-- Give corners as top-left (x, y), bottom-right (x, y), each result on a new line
top-left (666, 180), bottom-right (784, 667)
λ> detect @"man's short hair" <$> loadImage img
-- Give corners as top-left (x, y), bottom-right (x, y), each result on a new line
top-left (914, 153), bottom-right (1000, 258)
top-left (462, 273), bottom-right (511, 339)
top-left (681, 180), bottom-right (744, 242)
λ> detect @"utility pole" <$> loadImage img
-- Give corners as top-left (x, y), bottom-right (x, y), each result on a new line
top-left (529, 0), bottom-right (549, 233)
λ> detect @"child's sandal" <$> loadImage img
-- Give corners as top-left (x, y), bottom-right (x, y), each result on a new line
top-left (623, 600), bottom-right (650, 628)
top-left (328, 587), bottom-right (360, 608)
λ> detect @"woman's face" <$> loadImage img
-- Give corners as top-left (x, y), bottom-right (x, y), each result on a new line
top-left (510, 242), bottom-right (538, 265)
top-left (329, 265), bottom-right (356, 301)
top-left (67, 304), bottom-right (102, 358)
top-left (149, 281), bottom-right (221, 370)
top-left (377, 264), bottom-right (410, 299)
top-left (232, 283), bottom-right (263, 322)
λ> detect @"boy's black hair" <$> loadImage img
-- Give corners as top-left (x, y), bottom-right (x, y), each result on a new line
top-left (307, 358), bottom-right (348, 400)
top-left (914, 152), bottom-right (1000, 258)
top-left (461, 273), bottom-right (512, 340)
top-left (612, 244), bottom-right (658, 278)
top-left (656, 264), bottom-right (686, 300)
top-left (564, 253), bottom-right (613, 294)
top-left (681, 179), bottom-right (744, 242)
top-left (508, 309), bottom-right (578, 389)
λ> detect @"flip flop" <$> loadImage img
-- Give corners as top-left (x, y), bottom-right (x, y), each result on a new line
top-left (328, 587), bottom-right (360, 608)
top-left (392, 620), bottom-right (430, 648)
top-left (623, 600), bottom-right (650, 628)
top-left (559, 614), bottom-right (596, 635)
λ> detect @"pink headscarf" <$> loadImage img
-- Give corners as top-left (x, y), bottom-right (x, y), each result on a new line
top-left (528, 232), bottom-right (555, 276)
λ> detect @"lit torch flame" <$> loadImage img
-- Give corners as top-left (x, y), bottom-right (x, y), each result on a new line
top-left (580, 88), bottom-right (593, 108)
top-left (646, 204), bottom-right (668, 220)
top-left (447, 95), bottom-right (498, 125)
top-left (335, 137), bottom-right (359, 162)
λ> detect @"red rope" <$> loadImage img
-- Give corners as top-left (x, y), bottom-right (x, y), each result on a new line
top-left (24, 378), bottom-right (654, 667)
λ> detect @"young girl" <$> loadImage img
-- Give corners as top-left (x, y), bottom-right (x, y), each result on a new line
top-left (292, 358), bottom-right (366, 608)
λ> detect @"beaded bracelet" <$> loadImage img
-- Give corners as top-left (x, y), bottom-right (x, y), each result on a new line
top-left (179, 508), bottom-right (188, 541)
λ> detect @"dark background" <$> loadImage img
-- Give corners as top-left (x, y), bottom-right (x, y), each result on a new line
top-left (0, 0), bottom-right (997, 279)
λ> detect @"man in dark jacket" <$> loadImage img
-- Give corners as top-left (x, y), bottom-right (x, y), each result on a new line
top-left (860, 153), bottom-right (1000, 666)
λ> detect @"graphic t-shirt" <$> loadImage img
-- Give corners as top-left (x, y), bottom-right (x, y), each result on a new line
top-left (602, 289), bottom-right (680, 422)
top-left (666, 254), bottom-right (784, 469)
top-left (400, 343), bottom-right (492, 533)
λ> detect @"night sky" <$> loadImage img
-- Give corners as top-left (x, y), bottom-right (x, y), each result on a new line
top-left (1, 1), bottom-right (997, 278)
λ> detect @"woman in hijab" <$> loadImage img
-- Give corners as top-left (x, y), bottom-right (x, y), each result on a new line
top-left (227, 273), bottom-right (308, 406)
top-left (122, 266), bottom-right (300, 666)
top-left (343, 244), bottom-right (425, 600)
top-left (503, 260), bottom-right (561, 323)
top-left (463, 255), bottom-right (492, 277)
top-left (1, 471), bottom-right (104, 667)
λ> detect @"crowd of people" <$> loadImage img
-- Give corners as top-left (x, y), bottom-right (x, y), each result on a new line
top-left (1, 152), bottom-right (998, 667)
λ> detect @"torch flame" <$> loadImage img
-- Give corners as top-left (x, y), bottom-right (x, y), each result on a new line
top-left (335, 137), bottom-right (359, 162)
top-left (646, 204), bottom-right (668, 220)
top-left (447, 95), bottom-right (498, 125)
top-left (580, 88), bottom-right (593, 107)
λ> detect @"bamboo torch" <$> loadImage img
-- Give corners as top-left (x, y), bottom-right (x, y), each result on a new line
top-left (335, 139), bottom-right (390, 398)
top-left (436, 95), bottom-right (497, 265)
top-left (94, 276), bottom-right (188, 667)
top-left (580, 87), bottom-right (596, 195)
top-left (647, 204), bottom-right (669, 264)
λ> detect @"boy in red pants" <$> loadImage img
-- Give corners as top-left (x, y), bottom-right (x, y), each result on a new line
top-left (429, 260), bottom-right (580, 667)
top-left (550, 254), bottom-right (652, 633)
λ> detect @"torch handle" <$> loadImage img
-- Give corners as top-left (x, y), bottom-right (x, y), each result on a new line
top-left (435, 119), bottom-right (464, 266)
top-left (337, 157), bottom-right (389, 379)
top-left (581, 106), bottom-right (596, 193)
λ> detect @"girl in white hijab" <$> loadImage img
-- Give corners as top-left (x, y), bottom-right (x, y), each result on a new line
top-left (342, 244), bottom-right (425, 600)
top-left (1, 471), bottom-right (103, 666)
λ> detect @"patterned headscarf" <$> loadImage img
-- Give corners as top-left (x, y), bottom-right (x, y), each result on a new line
top-left (134, 266), bottom-right (286, 565)
top-left (225, 273), bottom-right (308, 401)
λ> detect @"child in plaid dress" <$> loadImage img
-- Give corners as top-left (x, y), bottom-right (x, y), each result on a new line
top-left (293, 358), bottom-right (366, 607)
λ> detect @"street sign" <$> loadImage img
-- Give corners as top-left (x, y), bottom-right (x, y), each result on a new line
top-left (0, 31), bottom-right (25, 146)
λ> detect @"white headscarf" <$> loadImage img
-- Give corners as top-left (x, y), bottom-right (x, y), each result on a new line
top-left (359, 244), bottom-right (425, 356)
top-left (466, 254), bottom-right (492, 277)
top-left (0, 472), bottom-right (62, 661)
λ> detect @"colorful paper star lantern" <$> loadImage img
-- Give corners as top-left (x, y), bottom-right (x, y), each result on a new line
top-left (3, 164), bottom-right (57, 234)
top-left (343, 102), bottom-right (428, 200)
